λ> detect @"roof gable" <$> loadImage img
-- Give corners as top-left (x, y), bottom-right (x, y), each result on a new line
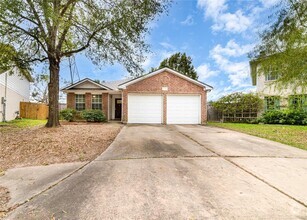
top-left (61, 78), bottom-right (112, 91)
top-left (118, 67), bottom-right (213, 90)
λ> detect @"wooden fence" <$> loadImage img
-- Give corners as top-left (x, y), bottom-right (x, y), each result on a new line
top-left (207, 104), bottom-right (222, 122)
top-left (20, 102), bottom-right (49, 120)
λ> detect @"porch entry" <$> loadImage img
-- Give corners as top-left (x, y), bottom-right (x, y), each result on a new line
top-left (115, 98), bottom-right (122, 119)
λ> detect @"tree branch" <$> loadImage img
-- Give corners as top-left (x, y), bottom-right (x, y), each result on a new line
top-left (60, 16), bottom-right (126, 57)
top-left (0, 18), bottom-right (49, 55)
top-left (26, 0), bottom-right (48, 39)
top-left (60, 0), bottom-right (77, 16)
top-left (56, 2), bottom-right (76, 51)
top-left (42, 0), bottom-right (52, 34)
top-left (288, 0), bottom-right (307, 28)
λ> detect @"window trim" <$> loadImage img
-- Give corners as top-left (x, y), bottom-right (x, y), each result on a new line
top-left (264, 66), bottom-right (279, 82)
top-left (91, 94), bottom-right (102, 110)
top-left (289, 94), bottom-right (307, 111)
top-left (264, 96), bottom-right (280, 111)
top-left (75, 94), bottom-right (85, 111)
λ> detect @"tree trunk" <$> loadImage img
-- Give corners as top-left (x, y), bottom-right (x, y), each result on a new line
top-left (46, 57), bottom-right (60, 127)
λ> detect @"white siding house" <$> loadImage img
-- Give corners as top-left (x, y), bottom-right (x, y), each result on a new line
top-left (250, 62), bottom-right (306, 112)
top-left (0, 67), bottom-right (31, 121)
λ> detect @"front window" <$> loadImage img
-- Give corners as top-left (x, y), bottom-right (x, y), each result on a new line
top-left (92, 94), bottom-right (102, 110)
top-left (75, 94), bottom-right (85, 111)
top-left (289, 95), bottom-right (307, 111)
top-left (264, 96), bottom-right (280, 111)
top-left (265, 66), bottom-right (279, 81)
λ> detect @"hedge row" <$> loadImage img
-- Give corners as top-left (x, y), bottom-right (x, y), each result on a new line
top-left (60, 108), bottom-right (106, 122)
top-left (260, 110), bottom-right (307, 125)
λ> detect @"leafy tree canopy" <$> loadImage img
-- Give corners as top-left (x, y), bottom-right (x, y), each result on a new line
top-left (155, 52), bottom-right (198, 80)
top-left (0, 43), bottom-right (32, 80)
top-left (212, 92), bottom-right (263, 114)
top-left (249, 0), bottom-right (307, 90)
top-left (0, 0), bottom-right (170, 127)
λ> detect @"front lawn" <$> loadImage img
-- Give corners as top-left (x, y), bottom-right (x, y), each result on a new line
top-left (0, 119), bottom-right (47, 129)
top-left (209, 122), bottom-right (307, 150)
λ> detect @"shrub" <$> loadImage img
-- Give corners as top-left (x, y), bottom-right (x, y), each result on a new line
top-left (261, 109), bottom-right (307, 125)
top-left (261, 110), bottom-right (284, 124)
top-left (81, 109), bottom-right (106, 122)
top-left (60, 108), bottom-right (77, 122)
top-left (249, 118), bottom-right (261, 124)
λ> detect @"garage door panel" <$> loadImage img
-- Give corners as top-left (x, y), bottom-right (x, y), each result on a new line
top-left (167, 95), bottom-right (200, 124)
top-left (128, 94), bottom-right (162, 124)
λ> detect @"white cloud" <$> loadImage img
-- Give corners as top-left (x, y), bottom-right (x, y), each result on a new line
top-left (142, 52), bottom-right (154, 69)
top-left (141, 49), bottom-right (176, 71)
top-left (197, 0), bottom-right (227, 19)
top-left (259, 0), bottom-right (280, 8)
top-left (212, 10), bottom-right (252, 33)
top-left (159, 42), bottom-right (176, 51)
top-left (211, 39), bottom-right (254, 57)
top-left (181, 15), bottom-right (194, 26)
top-left (227, 62), bottom-right (250, 87)
top-left (196, 63), bottom-right (219, 80)
top-left (197, 0), bottom-right (252, 33)
top-left (209, 40), bottom-right (253, 87)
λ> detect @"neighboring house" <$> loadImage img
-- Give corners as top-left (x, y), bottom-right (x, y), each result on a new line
top-left (250, 62), bottom-right (306, 112)
top-left (0, 67), bottom-right (32, 121)
top-left (61, 67), bottom-right (213, 124)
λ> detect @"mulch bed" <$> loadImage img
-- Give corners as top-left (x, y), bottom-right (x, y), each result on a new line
top-left (0, 122), bottom-right (123, 172)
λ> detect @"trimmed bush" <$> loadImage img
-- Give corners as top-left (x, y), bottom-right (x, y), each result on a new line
top-left (81, 109), bottom-right (106, 122)
top-left (60, 108), bottom-right (77, 122)
top-left (261, 110), bottom-right (307, 125)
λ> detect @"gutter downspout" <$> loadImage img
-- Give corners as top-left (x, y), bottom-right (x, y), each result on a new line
top-left (1, 71), bottom-right (7, 122)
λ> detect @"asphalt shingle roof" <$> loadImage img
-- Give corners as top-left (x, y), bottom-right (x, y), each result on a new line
top-left (102, 78), bottom-right (133, 90)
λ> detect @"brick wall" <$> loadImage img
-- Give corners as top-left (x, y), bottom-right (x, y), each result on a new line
top-left (67, 93), bottom-right (75, 109)
top-left (66, 93), bottom-right (109, 119)
top-left (122, 71), bottom-right (208, 124)
top-left (85, 93), bottom-right (91, 109)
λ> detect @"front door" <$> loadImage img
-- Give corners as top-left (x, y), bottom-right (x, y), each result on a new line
top-left (115, 98), bottom-right (122, 119)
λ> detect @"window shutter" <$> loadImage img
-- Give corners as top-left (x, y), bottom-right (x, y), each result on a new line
top-left (264, 98), bottom-right (268, 111)
top-left (288, 96), bottom-right (293, 109)
top-left (275, 98), bottom-right (280, 110)
top-left (303, 95), bottom-right (307, 112)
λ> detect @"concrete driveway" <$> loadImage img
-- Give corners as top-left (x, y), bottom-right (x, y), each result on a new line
top-left (6, 125), bottom-right (307, 219)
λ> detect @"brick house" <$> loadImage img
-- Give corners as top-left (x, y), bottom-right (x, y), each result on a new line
top-left (61, 68), bottom-right (213, 124)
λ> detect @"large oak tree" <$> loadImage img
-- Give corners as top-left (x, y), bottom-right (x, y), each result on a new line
top-left (0, 0), bottom-right (170, 127)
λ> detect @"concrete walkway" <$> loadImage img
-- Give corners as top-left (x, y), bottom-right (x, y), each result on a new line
top-left (0, 162), bottom-right (87, 210)
top-left (4, 125), bottom-right (307, 219)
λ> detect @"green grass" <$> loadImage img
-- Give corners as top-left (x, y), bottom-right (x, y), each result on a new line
top-left (0, 118), bottom-right (47, 128)
top-left (208, 122), bottom-right (307, 150)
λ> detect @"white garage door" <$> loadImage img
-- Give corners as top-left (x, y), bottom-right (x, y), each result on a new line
top-left (128, 94), bottom-right (162, 123)
top-left (167, 95), bottom-right (201, 124)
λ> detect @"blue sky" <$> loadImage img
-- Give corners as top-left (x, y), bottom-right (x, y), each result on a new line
top-left (58, 0), bottom-right (280, 101)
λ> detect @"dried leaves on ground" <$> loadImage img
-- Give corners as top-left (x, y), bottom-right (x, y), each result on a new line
top-left (0, 186), bottom-right (10, 219)
top-left (0, 123), bottom-right (123, 171)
